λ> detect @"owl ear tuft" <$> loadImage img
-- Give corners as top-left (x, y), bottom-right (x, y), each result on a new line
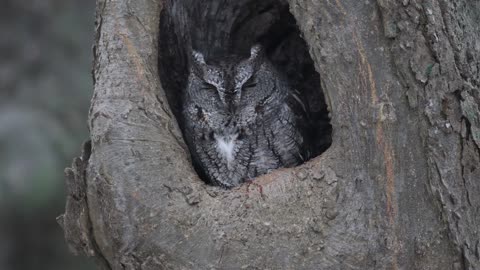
top-left (192, 50), bottom-right (206, 65)
top-left (247, 44), bottom-right (265, 71)
top-left (191, 50), bottom-right (207, 77)
top-left (249, 44), bottom-right (263, 60)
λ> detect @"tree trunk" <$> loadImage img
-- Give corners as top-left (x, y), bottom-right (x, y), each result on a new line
top-left (60, 0), bottom-right (480, 269)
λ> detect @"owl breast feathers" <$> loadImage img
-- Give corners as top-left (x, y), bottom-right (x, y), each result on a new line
top-left (181, 45), bottom-right (306, 188)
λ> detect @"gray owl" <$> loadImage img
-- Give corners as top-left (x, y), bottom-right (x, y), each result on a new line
top-left (182, 45), bottom-right (306, 188)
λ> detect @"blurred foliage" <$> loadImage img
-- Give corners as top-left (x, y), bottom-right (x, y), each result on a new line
top-left (0, 0), bottom-right (96, 269)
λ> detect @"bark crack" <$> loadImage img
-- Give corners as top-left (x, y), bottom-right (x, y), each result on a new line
top-left (458, 124), bottom-right (473, 207)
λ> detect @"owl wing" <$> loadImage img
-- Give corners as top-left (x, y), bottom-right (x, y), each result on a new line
top-left (285, 89), bottom-right (310, 161)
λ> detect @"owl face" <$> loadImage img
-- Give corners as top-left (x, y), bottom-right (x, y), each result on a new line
top-left (183, 45), bottom-right (302, 188)
top-left (189, 45), bottom-right (270, 115)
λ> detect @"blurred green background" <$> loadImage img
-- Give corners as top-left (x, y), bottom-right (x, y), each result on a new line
top-left (1, 0), bottom-right (96, 269)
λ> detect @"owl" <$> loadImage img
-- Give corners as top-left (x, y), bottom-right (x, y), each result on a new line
top-left (181, 45), bottom-right (306, 188)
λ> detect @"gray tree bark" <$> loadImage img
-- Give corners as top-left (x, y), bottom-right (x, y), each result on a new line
top-left (60, 0), bottom-right (480, 269)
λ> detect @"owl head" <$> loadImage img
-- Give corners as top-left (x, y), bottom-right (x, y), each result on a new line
top-left (188, 45), bottom-right (269, 113)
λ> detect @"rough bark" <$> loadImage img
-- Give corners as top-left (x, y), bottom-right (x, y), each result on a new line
top-left (61, 0), bottom-right (480, 269)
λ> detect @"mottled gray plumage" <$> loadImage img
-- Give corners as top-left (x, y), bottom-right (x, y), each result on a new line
top-left (182, 45), bottom-right (306, 188)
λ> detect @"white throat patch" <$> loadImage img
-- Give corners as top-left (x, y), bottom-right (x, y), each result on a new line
top-left (215, 135), bottom-right (236, 164)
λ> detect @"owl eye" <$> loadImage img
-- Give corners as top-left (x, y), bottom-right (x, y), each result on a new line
top-left (242, 78), bottom-right (257, 90)
top-left (201, 82), bottom-right (216, 91)
top-left (243, 82), bottom-right (257, 89)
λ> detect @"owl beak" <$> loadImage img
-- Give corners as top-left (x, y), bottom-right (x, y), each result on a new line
top-left (228, 105), bottom-right (237, 114)
top-left (224, 92), bottom-right (237, 113)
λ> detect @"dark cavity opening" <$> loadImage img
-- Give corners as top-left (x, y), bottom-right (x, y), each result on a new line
top-left (158, 0), bottom-right (332, 186)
